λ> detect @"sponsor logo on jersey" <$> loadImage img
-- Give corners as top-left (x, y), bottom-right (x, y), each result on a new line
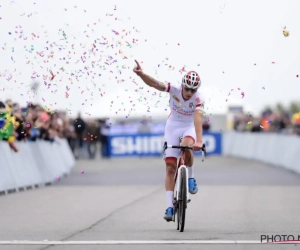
top-left (172, 95), bottom-right (180, 102)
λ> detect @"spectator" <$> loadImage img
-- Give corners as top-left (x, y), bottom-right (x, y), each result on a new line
top-left (100, 119), bottom-right (111, 158)
top-left (251, 118), bottom-right (262, 132)
top-left (0, 101), bottom-right (18, 152)
top-left (85, 120), bottom-right (100, 159)
top-left (73, 112), bottom-right (86, 158)
top-left (292, 111), bottom-right (300, 136)
top-left (64, 118), bottom-right (77, 153)
top-left (11, 107), bottom-right (25, 141)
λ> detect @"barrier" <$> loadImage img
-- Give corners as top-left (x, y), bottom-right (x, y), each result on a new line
top-left (108, 131), bottom-right (300, 175)
top-left (223, 132), bottom-right (300, 174)
top-left (107, 132), bottom-right (222, 157)
top-left (3, 130), bottom-right (298, 194)
top-left (0, 138), bottom-right (75, 194)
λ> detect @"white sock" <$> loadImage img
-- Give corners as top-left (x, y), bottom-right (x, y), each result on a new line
top-left (166, 191), bottom-right (174, 208)
top-left (187, 166), bottom-right (194, 178)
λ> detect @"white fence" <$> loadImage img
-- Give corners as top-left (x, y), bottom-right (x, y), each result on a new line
top-left (223, 132), bottom-right (300, 174)
top-left (0, 139), bottom-right (75, 194)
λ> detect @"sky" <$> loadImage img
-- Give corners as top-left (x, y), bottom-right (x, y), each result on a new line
top-left (0, 0), bottom-right (299, 119)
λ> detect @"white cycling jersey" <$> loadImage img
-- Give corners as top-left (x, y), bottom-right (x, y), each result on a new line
top-left (164, 83), bottom-right (205, 123)
top-left (163, 83), bottom-right (205, 160)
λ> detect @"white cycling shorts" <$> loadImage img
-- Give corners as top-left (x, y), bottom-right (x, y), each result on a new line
top-left (163, 120), bottom-right (196, 161)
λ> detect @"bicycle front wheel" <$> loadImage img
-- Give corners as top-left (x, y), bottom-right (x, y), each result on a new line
top-left (177, 167), bottom-right (187, 232)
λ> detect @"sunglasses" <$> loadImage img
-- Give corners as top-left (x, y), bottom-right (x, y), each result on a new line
top-left (184, 87), bottom-right (197, 93)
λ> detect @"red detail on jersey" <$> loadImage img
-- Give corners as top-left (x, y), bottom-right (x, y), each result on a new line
top-left (166, 83), bottom-right (171, 92)
top-left (183, 136), bottom-right (195, 144)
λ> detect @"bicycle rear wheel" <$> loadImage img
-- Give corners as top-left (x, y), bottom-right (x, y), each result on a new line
top-left (177, 167), bottom-right (187, 232)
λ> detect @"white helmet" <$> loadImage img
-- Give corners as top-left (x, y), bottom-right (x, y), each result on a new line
top-left (182, 71), bottom-right (201, 90)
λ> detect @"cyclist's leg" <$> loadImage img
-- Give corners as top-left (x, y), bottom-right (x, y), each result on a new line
top-left (163, 123), bottom-right (182, 221)
top-left (182, 127), bottom-right (198, 194)
top-left (164, 155), bottom-right (177, 221)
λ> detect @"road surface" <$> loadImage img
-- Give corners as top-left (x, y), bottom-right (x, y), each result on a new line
top-left (1, 156), bottom-right (300, 250)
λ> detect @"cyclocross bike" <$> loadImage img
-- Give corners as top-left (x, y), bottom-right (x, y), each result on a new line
top-left (162, 141), bottom-right (207, 232)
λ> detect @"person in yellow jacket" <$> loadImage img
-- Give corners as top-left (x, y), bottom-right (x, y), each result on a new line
top-left (292, 112), bottom-right (300, 136)
top-left (292, 112), bottom-right (300, 124)
top-left (0, 102), bottom-right (18, 152)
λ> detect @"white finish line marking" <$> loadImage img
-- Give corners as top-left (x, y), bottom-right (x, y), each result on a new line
top-left (0, 240), bottom-right (298, 245)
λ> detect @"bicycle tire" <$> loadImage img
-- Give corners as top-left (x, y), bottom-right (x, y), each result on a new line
top-left (173, 195), bottom-right (179, 230)
top-left (178, 167), bottom-right (187, 232)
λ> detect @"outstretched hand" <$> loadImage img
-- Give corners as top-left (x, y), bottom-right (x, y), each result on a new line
top-left (133, 60), bottom-right (144, 76)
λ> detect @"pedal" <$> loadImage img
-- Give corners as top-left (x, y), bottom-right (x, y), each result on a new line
top-left (187, 199), bottom-right (191, 203)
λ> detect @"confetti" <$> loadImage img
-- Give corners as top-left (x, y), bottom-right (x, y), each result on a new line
top-left (282, 26), bottom-right (289, 37)
top-left (219, 3), bottom-right (226, 13)
top-left (2, 2), bottom-right (295, 123)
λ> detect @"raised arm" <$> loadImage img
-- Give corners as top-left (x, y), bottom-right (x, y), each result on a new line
top-left (133, 60), bottom-right (166, 92)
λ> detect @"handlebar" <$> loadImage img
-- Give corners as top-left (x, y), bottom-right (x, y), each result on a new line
top-left (162, 142), bottom-right (207, 162)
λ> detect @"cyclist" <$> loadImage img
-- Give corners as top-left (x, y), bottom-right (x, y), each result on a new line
top-left (133, 60), bottom-right (205, 221)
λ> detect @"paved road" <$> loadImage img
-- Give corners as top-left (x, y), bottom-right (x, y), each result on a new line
top-left (1, 156), bottom-right (300, 250)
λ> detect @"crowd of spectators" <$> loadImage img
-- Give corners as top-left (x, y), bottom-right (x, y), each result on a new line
top-left (232, 106), bottom-right (300, 136)
top-left (0, 98), bottom-right (108, 159)
top-left (0, 99), bottom-right (78, 152)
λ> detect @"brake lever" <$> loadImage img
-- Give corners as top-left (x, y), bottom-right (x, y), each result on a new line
top-left (201, 144), bottom-right (206, 162)
top-left (162, 141), bottom-right (167, 154)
